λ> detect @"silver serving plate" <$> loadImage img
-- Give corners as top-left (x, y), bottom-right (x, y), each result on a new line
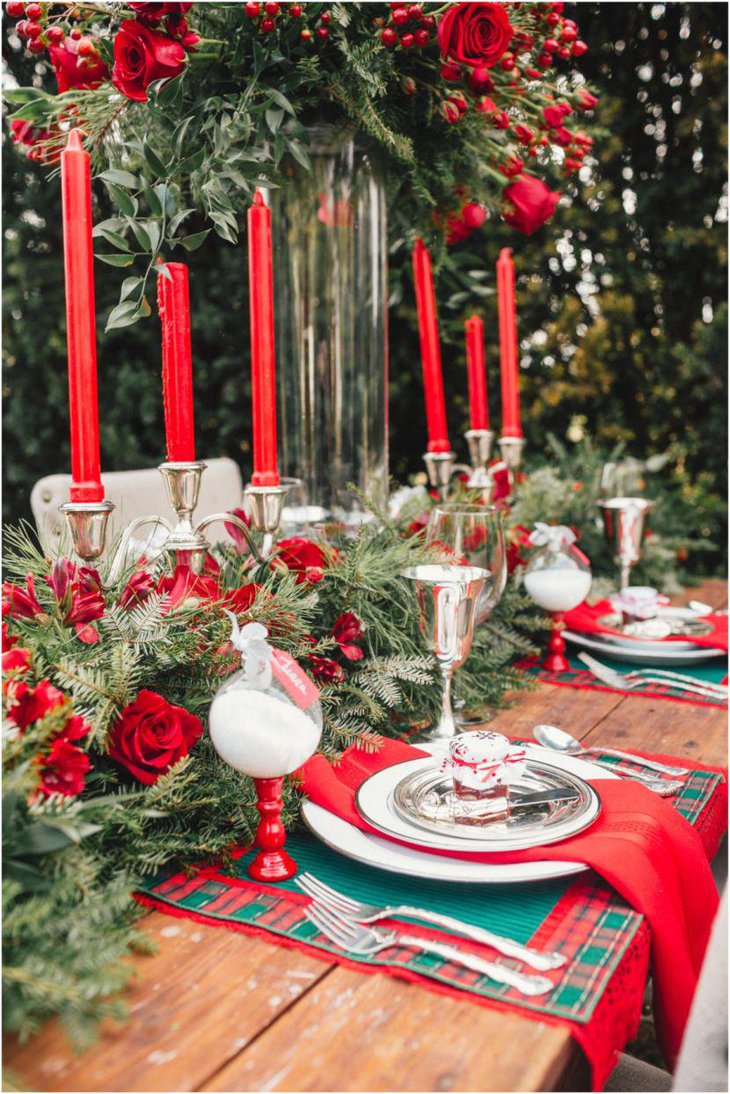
top-left (598, 608), bottom-right (713, 643)
top-left (390, 759), bottom-right (597, 847)
top-left (355, 753), bottom-right (601, 854)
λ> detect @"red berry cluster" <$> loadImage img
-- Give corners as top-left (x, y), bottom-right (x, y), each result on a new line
top-left (7, 2), bottom-right (60, 56)
top-left (378, 2), bottom-right (434, 51)
top-left (244, 1), bottom-right (328, 41)
top-left (529, 2), bottom-right (587, 71)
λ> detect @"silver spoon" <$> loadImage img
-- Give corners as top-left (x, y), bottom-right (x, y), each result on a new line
top-left (533, 724), bottom-right (688, 777)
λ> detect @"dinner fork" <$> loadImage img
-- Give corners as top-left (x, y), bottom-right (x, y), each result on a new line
top-left (303, 901), bottom-right (554, 997)
top-left (578, 652), bottom-right (727, 702)
top-left (296, 873), bottom-right (567, 971)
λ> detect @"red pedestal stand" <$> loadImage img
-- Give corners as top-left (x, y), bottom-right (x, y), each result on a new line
top-left (248, 776), bottom-right (297, 882)
top-left (543, 612), bottom-right (571, 674)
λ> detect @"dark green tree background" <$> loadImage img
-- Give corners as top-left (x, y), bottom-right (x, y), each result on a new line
top-left (3, 3), bottom-right (727, 568)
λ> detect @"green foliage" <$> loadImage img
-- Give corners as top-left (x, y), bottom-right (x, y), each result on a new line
top-left (2, 513), bottom-right (541, 1042)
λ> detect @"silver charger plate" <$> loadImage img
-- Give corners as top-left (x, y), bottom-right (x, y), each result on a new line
top-left (355, 748), bottom-right (601, 854)
top-left (596, 607), bottom-right (713, 651)
top-left (390, 758), bottom-right (598, 847)
top-left (564, 628), bottom-right (726, 666)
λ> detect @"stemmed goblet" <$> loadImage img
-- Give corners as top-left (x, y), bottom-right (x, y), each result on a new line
top-left (402, 564), bottom-right (488, 741)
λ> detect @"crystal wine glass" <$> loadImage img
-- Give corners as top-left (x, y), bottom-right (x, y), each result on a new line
top-left (425, 504), bottom-right (507, 626)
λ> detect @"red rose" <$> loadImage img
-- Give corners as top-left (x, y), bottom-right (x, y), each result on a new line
top-left (308, 656), bottom-right (345, 684)
top-left (332, 611), bottom-right (365, 661)
top-left (108, 689), bottom-right (203, 784)
top-left (224, 583), bottom-right (260, 614)
top-left (542, 105), bottom-right (564, 129)
top-left (576, 90), bottom-right (599, 111)
top-left (35, 738), bottom-right (91, 798)
top-left (49, 39), bottom-right (109, 93)
top-left (6, 679), bottom-right (66, 732)
top-left (437, 2), bottom-right (513, 69)
top-left (119, 570), bottom-right (156, 610)
top-left (129, 2), bottom-right (193, 24)
top-left (112, 19), bottom-right (186, 103)
top-left (502, 174), bottom-right (561, 235)
top-left (276, 538), bottom-right (329, 585)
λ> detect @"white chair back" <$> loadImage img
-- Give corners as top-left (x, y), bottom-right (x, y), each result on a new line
top-left (30, 458), bottom-right (244, 554)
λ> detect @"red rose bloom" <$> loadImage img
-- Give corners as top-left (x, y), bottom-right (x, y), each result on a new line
top-left (129, 2), bottom-right (193, 24)
top-left (437, 2), bottom-right (513, 69)
top-left (224, 583), bottom-right (260, 614)
top-left (445, 201), bottom-right (487, 245)
top-left (332, 611), bottom-right (365, 661)
top-left (576, 90), bottom-right (599, 111)
top-left (36, 738), bottom-right (91, 798)
top-left (542, 105), bottom-right (564, 129)
top-left (109, 690), bottom-right (203, 784)
top-left (502, 174), bottom-right (561, 235)
top-left (308, 655), bottom-right (345, 684)
top-left (276, 538), bottom-right (329, 585)
top-left (112, 19), bottom-right (186, 103)
top-left (49, 39), bottom-right (109, 93)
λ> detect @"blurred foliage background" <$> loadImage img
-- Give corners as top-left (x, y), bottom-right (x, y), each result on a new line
top-left (3, 2), bottom-right (727, 573)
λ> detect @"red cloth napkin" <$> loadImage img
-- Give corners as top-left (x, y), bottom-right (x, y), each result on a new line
top-left (564, 599), bottom-right (728, 651)
top-left (300, 739), bottom-right (720, 1073)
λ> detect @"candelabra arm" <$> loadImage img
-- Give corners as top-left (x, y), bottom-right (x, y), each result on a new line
top-left (196, 513), bottom-right (264, 565)
top-left (106, 515), bottom-right (174, 586)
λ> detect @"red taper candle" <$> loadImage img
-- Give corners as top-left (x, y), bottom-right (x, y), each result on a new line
top-left (412, 238), bottom-right (450, 453)
top-left (465, 315), bottom-right (489, 431)
top-left (497, 247), bottom-right (522, 438)
top-left (247, 189), bottom-right (279, 487)
top-left (158, 262), bottom-right (195, 462)
top-left (61, 128), bottom-right (104, 503)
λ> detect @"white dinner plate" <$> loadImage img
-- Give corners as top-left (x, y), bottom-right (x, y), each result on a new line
top-left (564, 628), bottom-right (726, 667)
top-left (355, 747), bottom-right (601, 854)
top-left (301, 746), bottom-right (617, 885)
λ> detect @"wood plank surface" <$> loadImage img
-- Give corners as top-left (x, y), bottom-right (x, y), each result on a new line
top-left (5, 579), bottom-right (726, 1094)
top-left (202, 969), bottom-right (576, 1093)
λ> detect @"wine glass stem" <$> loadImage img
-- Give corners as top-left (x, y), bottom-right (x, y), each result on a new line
top-left (432, 668), bottom-right (457, 739)
top-left (620, 560), bottom-right (631, 591)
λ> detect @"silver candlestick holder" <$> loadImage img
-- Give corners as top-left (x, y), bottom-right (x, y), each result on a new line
top-left (422, 451), bottom-right (457, 502)
top-left (463, 428), bottom-right (496, 503)
top-left (243, 482), bottom-right (291, 559)
top-left (61, 462), bottom-right (268, 584)
top-left (497, 435), bottom-right (526, 499)
top-left (59, 499), bottom-right (116, 563)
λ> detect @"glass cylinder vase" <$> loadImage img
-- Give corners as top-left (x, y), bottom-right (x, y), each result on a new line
top-left (271, 124), bottom-right (389, 528)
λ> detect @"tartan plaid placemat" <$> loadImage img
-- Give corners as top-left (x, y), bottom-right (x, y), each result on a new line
top-left (520, 652), bottom-right (728, 706)
top-left (137, 750), bottom-right (724, 1027)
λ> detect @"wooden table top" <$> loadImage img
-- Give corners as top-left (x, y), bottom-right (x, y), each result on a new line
top-left (5, 579), bottom-right (727, 1094)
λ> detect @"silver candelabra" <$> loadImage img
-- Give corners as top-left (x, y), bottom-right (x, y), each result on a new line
top-left (60, 462), bottom-right (288, 580)
top-left (422, 429), bottom-right (524, 505)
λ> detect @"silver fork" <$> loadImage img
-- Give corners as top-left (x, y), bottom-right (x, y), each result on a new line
top-left (303, 901), bottom-right (554, 997)
top-left (578, 652), bottom-right (727, 702)
top-left (296, 873), bottom-right (566, 971)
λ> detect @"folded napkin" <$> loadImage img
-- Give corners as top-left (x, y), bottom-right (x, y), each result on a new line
top-left (300, 739), bottom-right (720, 1072)
top-left (564, 599), bottom-right (728, 652)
